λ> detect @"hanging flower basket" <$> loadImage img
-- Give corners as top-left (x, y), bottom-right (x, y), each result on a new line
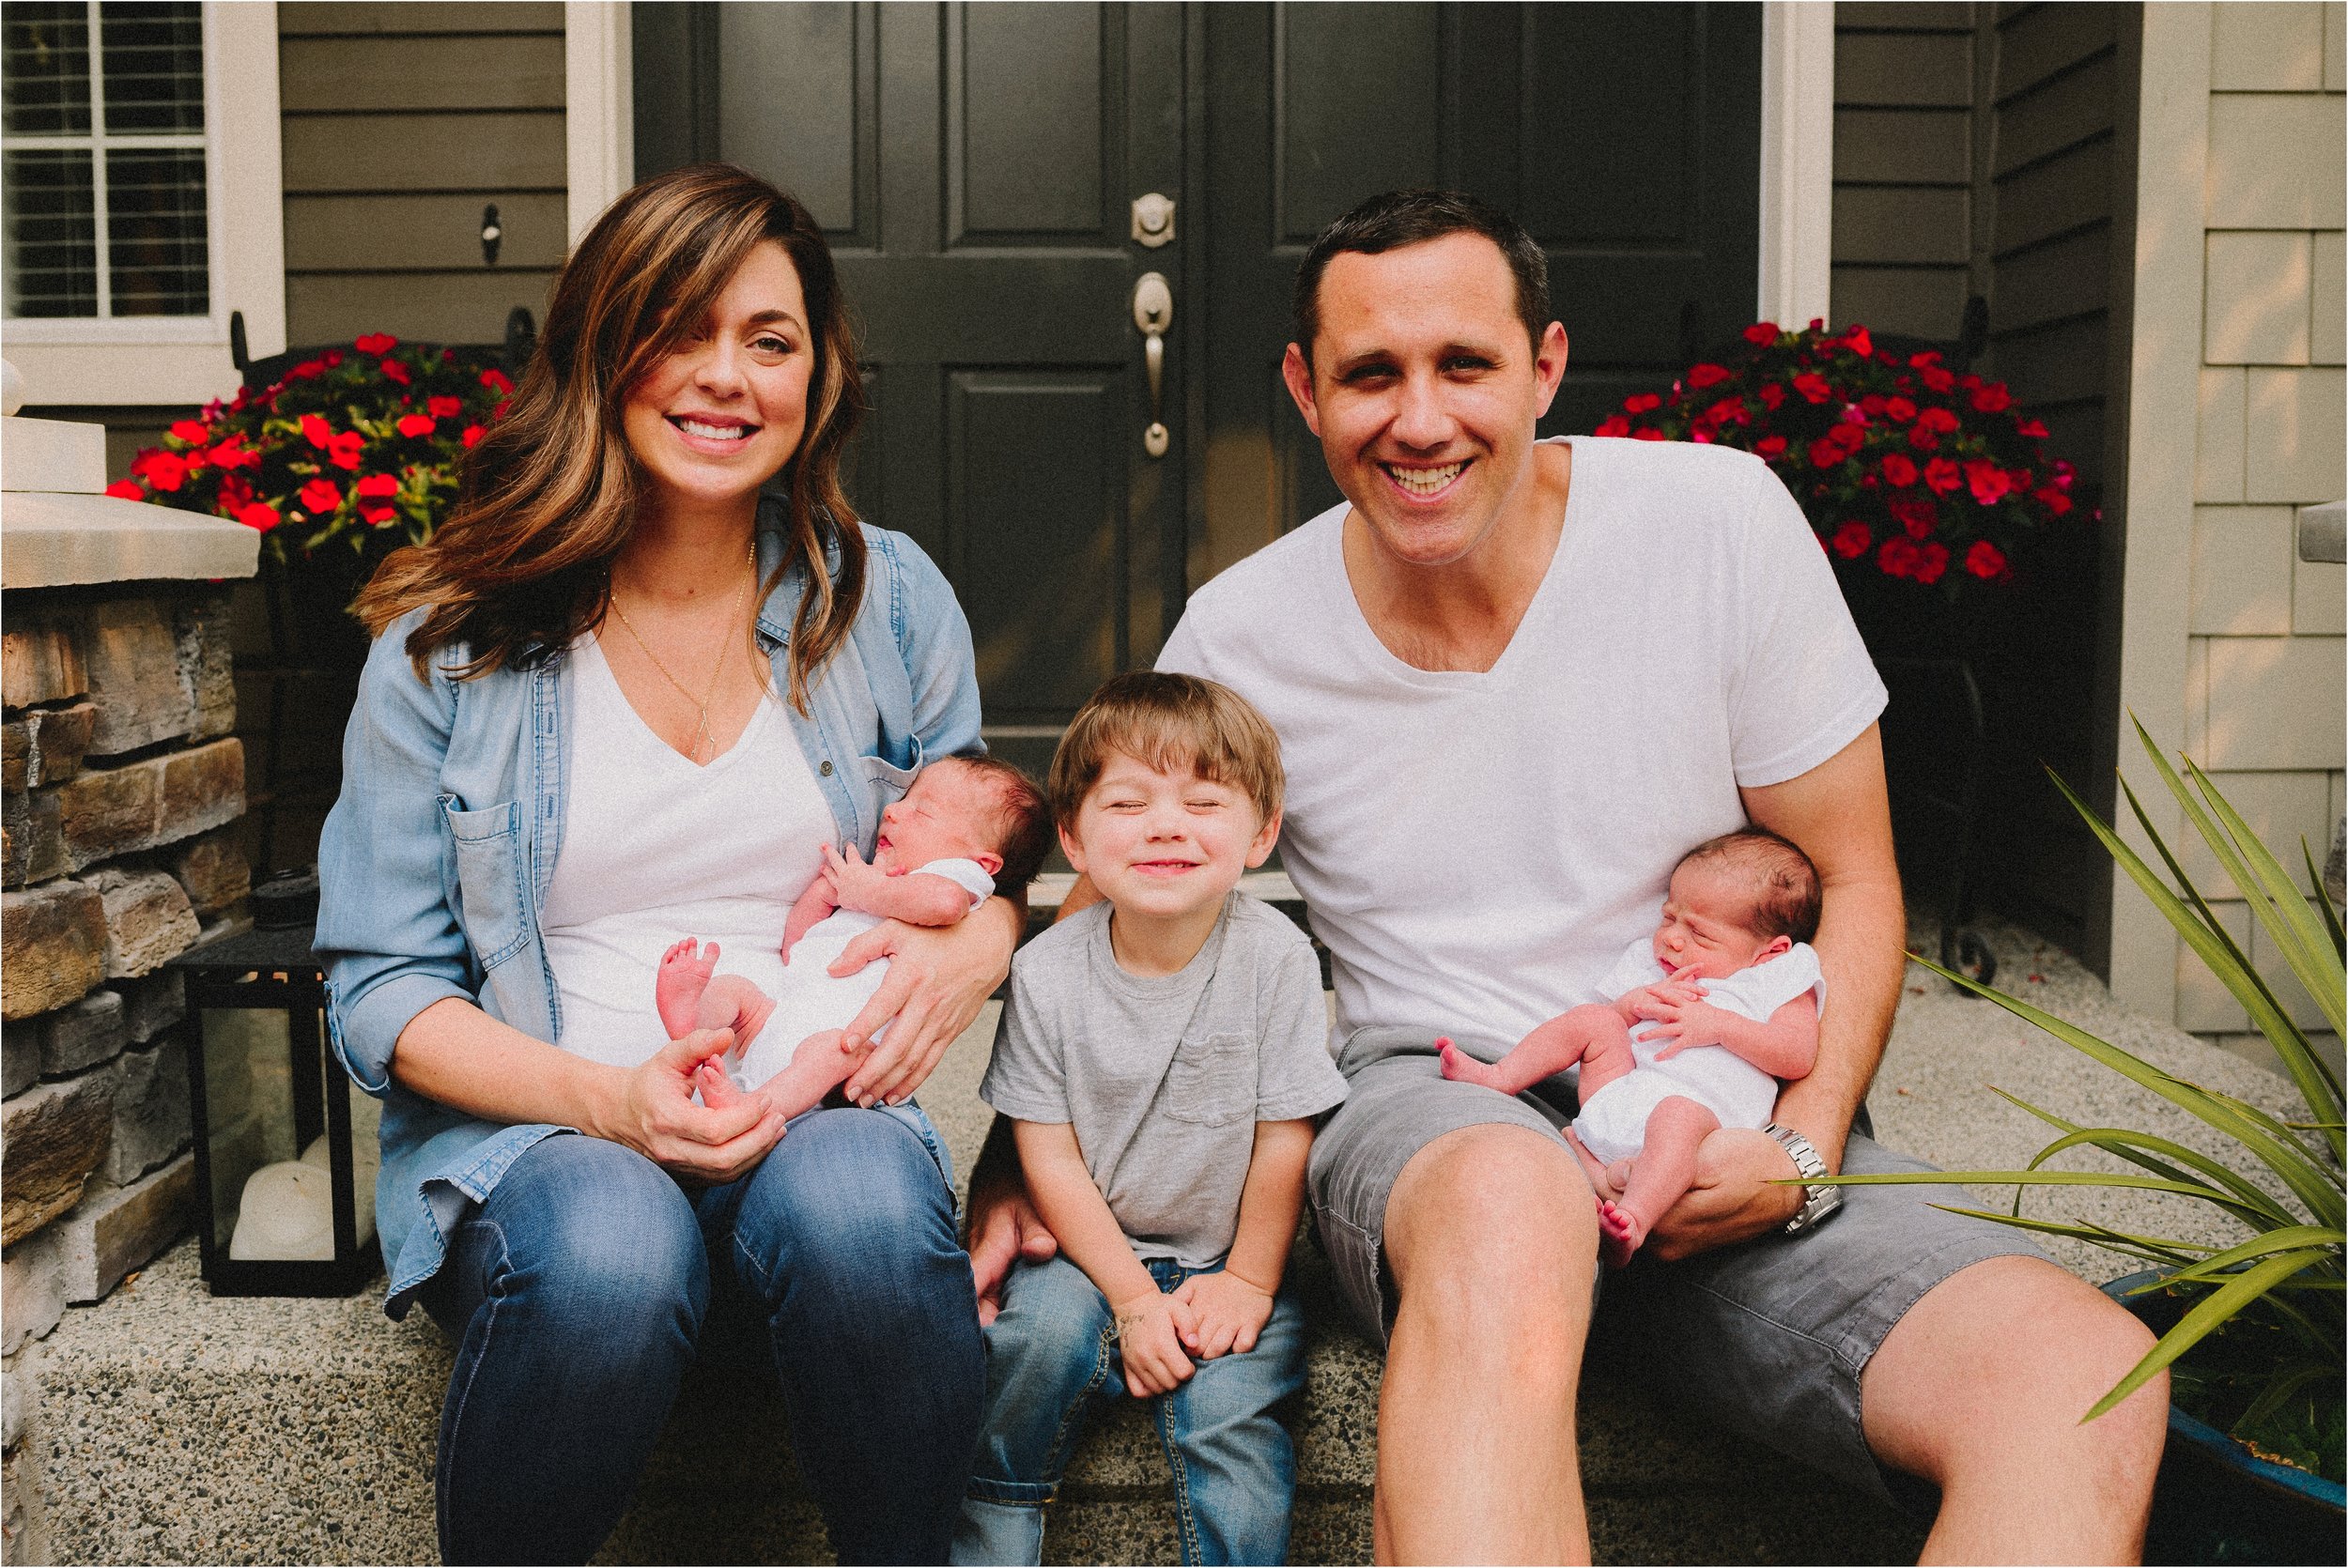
top-left (1597, 320), bottom-right (2091, 613)
top-left (108, 333), bottom-right (512, 573)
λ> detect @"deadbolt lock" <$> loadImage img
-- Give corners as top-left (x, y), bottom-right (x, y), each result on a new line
top-left (1131, 192), bottom-right (1175, 249)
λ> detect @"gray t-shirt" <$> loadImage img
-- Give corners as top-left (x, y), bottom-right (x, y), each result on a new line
top-left (981, 892), bottom-right (1349, 1268)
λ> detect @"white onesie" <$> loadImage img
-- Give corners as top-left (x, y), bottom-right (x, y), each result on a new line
top-left (727, 855), bottom-right (996, 1090)
top-left (1569, 937), bottom-right (1826, 1166)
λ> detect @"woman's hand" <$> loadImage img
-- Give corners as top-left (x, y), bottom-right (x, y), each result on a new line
top-left (596, 1029), bottom-right (789, 1185)
top-left (830, 896), bottom-right (1019, 1105)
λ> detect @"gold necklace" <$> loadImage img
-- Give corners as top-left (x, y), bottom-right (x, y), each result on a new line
top-left (609, 540), bottom-right (757, 764)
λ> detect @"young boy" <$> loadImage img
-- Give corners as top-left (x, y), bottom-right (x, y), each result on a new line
top-left (1440, 828), bottom-right (1825, 1266)
top-left (954, 673), bottom-right (1348, 1568)
top-left (655, 754), bottom-right (1050, 1117)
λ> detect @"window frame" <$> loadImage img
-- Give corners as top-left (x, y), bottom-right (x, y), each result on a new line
top-left (4, 0), bottom-right (286, 407)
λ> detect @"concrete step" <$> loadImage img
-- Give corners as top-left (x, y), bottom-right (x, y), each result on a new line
top-left (17, 915), bottom-right (2308, 1563)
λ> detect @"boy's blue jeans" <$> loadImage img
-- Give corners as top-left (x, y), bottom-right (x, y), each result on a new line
top-left (952, 1254), bottom-right (1306, 1567)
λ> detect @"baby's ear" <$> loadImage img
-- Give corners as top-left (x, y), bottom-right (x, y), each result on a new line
top-left (974, 850), bottom-right (1004, 879)
top-left (1759, 933), bottom-right (1793, 960)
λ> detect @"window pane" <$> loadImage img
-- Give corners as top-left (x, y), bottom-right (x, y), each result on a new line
top-left (3, 147), bottom-right (98, 315)
top-left (100, 1), bottom-right (201, 135)
top-left (3, 2), bottom-right (92, 135)
top-left (106, 146), bottom-right (206, 314)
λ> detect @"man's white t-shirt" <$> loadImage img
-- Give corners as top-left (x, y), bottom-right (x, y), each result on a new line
top-left (1157, 436), bottom-right (1885, 1057)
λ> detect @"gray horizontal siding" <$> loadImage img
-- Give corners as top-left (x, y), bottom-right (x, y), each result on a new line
top-left (279, 3), bottom-right (565, 347)
top-left (1830, 3), bottom-right (1978, 339)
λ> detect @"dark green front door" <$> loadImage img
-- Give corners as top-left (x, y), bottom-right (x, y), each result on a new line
top-left (635, 2), bottom-right (1762, 760)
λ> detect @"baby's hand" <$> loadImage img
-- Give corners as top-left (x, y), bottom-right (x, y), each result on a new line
top-left (821, 842), bottom-right (894, 912)
top-left (1172, 1269), bottom-right (1274, 1360)
top-left (1645, 998), bottom-right (1738, 1060)
top-left (1112, 1288), bottom-right (1197, 1396)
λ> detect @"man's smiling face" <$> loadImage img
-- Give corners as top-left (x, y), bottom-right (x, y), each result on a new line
top-left (1283, 231), bottom-right (1567, 572)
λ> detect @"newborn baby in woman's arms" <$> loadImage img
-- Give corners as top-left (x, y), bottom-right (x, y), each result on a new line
top-left (657, 755), bottom-right (1051, 1118)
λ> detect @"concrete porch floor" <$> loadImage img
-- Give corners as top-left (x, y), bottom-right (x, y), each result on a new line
top-left (13, 913), bottom-right (2309, 1564)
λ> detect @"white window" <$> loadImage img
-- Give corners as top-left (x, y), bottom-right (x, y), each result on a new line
top-left (0, 0), bottom-right (284, 407)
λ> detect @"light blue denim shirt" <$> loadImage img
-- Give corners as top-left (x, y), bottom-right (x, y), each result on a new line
top-left (316, 506), bottom-right (982, 1316)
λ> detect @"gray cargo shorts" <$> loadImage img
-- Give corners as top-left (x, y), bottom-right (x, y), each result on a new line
top-left (1305, 1025), bottom-right (2048, 1511)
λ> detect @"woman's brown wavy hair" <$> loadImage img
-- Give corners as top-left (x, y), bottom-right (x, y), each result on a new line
top-left (355, 162), bottom-right (867, 712)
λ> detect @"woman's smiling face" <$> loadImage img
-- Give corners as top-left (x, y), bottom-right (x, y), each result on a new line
top-left (623, 239), bottom-right (812, 520)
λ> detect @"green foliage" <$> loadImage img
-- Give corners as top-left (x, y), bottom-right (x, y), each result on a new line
top-left (1823, 722), bottom-right (2344, 1468)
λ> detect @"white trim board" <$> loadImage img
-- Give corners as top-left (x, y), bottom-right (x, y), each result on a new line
top-left (4, 0), bottom-right (286, 408)
top-left (1758, 1), bottom-right (1834, 329)
top-left (566, 2), bottom-right (635, 249)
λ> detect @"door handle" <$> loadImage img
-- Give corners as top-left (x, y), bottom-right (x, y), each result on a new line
top-left (1133, 271), bottom-right (1172, 459)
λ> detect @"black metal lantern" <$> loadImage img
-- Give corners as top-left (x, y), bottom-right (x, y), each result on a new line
top-left (167, 873), bottom-right (378, 1296)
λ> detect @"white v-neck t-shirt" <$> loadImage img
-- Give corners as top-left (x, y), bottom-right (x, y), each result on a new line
top-left (539, 634), bottom-right (836, 1068)
top-left (1157, 436), bottom-right (1885, 1057)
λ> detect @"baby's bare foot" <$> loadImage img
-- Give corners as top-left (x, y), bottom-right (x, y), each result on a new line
top-left (1436, 1037), bottom-right (1493, 1086)
top-left (1596, 1198), bottom-right (1645, 1269)
top-left (656, 938), bottom-right (721, 1039)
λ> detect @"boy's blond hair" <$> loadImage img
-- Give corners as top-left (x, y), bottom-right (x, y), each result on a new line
top-left (1048, 672), bottom-right (1285, 829)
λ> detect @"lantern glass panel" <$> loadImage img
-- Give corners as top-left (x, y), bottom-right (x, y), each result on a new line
top-left (198, 1003), bottom-right (296, 1259)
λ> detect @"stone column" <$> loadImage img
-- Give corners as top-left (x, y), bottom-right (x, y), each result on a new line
top-left (0, 364), bottom-right (259, 1555)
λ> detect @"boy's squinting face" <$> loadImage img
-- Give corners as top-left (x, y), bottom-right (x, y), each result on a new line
top-left (875, 761), bottom-right (1004, 877)
top-left (1652, 858), bottom-right (1786, 981)
top-left (1061, 751), bottom-right (1278, 923)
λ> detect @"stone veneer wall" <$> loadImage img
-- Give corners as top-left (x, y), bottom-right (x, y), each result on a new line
top-left (0, 585), bottom-right (251, 1551)
top-left (2179, 3), bottom-right (2346, 1073)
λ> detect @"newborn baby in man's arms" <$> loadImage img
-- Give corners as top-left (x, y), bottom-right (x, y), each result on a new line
top-left (657, 754), bottom-right (1051, 1118)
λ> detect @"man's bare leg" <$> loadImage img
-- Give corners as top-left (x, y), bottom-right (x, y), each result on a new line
top-left (1862, 1254), bottom-right (2166, 1563)
top-left (1441, 1005), bottom-right (1634, 1097)
top-left (1378, 1124), bottom-right (1598, 1564)
top-left (1596, 1096), bottom-right (1718, 1268)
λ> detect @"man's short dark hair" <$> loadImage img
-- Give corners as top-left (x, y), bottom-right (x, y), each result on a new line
top-left (1293, 189), bottom-right (1551, 362)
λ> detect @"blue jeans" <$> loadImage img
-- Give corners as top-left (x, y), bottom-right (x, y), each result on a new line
top-left (422, 1106), bottom-right (983, 1564)
top-left (952, 1254), bottom-right (1306, 1567)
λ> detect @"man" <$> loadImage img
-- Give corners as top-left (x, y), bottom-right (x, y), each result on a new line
top-left (971, 190), bottom-right (2164, 1563)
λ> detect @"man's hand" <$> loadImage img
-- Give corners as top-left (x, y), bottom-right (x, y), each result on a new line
top-left (1113, 1289), bottom-right (1198, 1396)
top-left (1172, 1269), bottom-right (1275, 1360)
top-left (1591, 1125), bottom-right (1802, 1262)
top-left (966, 1178), bottom-right (1059, 1327)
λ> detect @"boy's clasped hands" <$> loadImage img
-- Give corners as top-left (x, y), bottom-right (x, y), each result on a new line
top-left (1112, 1266), bottom-right (1277, 1396)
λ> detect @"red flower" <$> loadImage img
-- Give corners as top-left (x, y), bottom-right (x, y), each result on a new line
top-left (1878, 536), bottom-right (1922, 578)
top-left (328, 432), bottom-right (364, 470)
top-left (396, 412), bottom-right (437, 438)
top-left (1963, 458), bottom-right (2011, 505)
top-left (462, 423), bottom-right (487, 448)
top-left (1859, 392), bottom-right (1887, 416)
top-left (354, 473), bottom-right (399, 499)
top-left (169, 419), bottom-right (209, 443)
top-left (427, 394), bottom-right (463, 418)
top-left (1809, 437), bottom-right (1847, 469)
top-left (1965, 540), bottom-right (2008, 579)
top-left (324, 349), bottom-right (345, 367)
top-left (1743, 322), bottom-right (1779, 346)
top-left (1890, 494), bottom-right (1938, 538)
top-left (1753, 434), bottom-right (1788, 460)
top-left (287, 359), bottom-right (325, 381)
top-left (208, 435), bottom-right (259, 470)
top-left (492, 400), bottom-right (511, 420)
top-left (1908, 350), bottom-right (1942, 369)
top-left (480, 367), bottom-right (514, 394)
top-left (2036, 486), bottom-right (2074, 516)
top-left (1704, 395), bottom-right (1747, 426)
top-left (1923, 457), bottom-right (1962, 495)
top-left (1885, 396), bottom-right (1916, 423)
top-left (1632, 428), bottom-right (1664, 441)
top-left (1907, 424), bottom-right (1939, 451)
top-left (105, 479), bottom-right (144, 500)
top-left (301, 413), bottom-right (334, 448)
top-left (1690, 427), bottom-right (1714, 444)
top-left (1624, 392), bottom-right (1662, 414)
top-left (1792, 372), bottom-right (1832, 404)
top-left (355, 332), bottom-right (398, 355)
top-left (1970, 381), bottom-right (2012, 412)
top-left (132, 450), bottom-right (188, 492)
top-left (299, 478), bottom-right (342, 514)
top-left (1596, 415), bottom-right (1632, 438)
top-left (2016, 417), bottom-right (2049, 439)
top-left (379, 358), bottom-right (411, 386)
top-left (1840, 325), bottom-right (1873, 359)
top-left (1879, 453), bottom-right (1919, 487)
top-left (216, 473), bottom-right (254, 515)
top-left (1831, 520), bottom-right (1872, 559)
top-left (1756, 382), bottom-right (1785, 410)
top-left (237, 502), bottom-right (281, 533)
top-left (1913, 541), bottom-right (1950, 584)
top-left (1687, 362), bottom-right (1731, 389)
top-left (1916, 407), bottom-right (1959, 435)
top-left (1829, 422), bottom-right (1866, 453)
top-left (1920, 364), bottom-right (1955, 392)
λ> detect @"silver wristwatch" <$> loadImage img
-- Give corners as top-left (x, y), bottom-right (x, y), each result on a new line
top-left (1765, 1123), bottom-right (1844, 1235)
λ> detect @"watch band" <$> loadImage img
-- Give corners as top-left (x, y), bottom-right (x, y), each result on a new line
top-left (1764, 1122), bottom-right (1844, 1235)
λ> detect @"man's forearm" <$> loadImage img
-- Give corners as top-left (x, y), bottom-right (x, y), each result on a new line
top-left (1775, 874), bottom-right (1904, 1172)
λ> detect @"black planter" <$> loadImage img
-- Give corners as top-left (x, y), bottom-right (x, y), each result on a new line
top-left (2104, 1272), bottom-right (2345, 1565)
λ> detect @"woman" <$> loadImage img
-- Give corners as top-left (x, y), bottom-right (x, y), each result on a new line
top-left (316, 164), bottom-right (1013, 1565)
